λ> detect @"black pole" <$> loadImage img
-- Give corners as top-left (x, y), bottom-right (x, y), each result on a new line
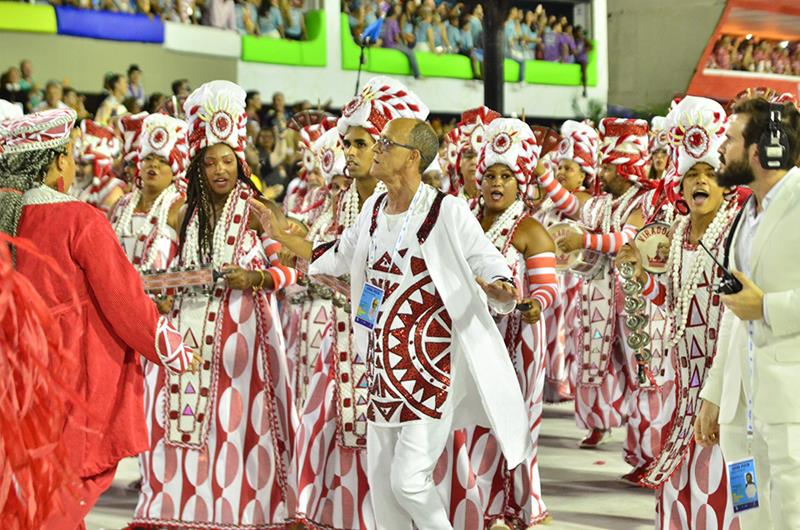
top-left (483, 0), bottom-right (508, 114)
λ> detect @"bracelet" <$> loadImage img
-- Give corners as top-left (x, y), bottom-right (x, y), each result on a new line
top-left (253, 270), bottom-right (267, 291)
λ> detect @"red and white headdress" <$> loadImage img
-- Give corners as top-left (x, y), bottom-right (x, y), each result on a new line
top-left (313, 128), bottom-right (347, 184)
top-left (138, 113), bottom-right (190, 181)
top-left (457, 106), bottom-right (502, 154)
top-left (650, 116), bottom-right (669, 153)
top-left (299, 117), bottom-right (338, 176)
top-left (557, 119), bottom-right (599, 181)
top-left (0, 108), bottom-right (76, 156)
top-left (476, 118), bottom-right (541, 198)
top-left (337, 76), bottom-right (429, 138)
top-left (183, 80), bottom-right (247, 163)
top-left (75, 119), bottom-right (122, 176)
top-left (663, 96), bottom-right (728, 207)
top-left (118, 112), bottom-right (148, 167)
top-left (0, 99), bottom-right (23, 121)
top-left (599, 118), bottom-right (650, 183)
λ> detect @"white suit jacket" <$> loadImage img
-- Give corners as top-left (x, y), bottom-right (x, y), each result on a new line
top-left (700, 167), bottom-right (800, 424)
top-left (309, 184), bottom-right (533, 468)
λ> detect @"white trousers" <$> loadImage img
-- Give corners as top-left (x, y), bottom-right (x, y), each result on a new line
top-left (367, 413), bottom-right (454, 530)
top-left (720, 392), bottom-right (800, 530)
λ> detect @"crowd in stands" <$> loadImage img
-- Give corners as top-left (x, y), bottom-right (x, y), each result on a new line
top-left (0, 59), bottom-right (329, 201)
top-left (27, 0), bottom-right (309, 38)
top-left (706, 34), bottom-right (800, 76)
top-left (344, 1), bottom-right (592, 82)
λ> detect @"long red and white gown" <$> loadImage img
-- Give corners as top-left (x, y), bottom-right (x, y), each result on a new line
top-left (534, 197), bottom-right (579, 402)
top-left (622, 191), bottom-right (676, 470)
top-left (574, 188), bottom-right (645, 432)
top-left (639, 203), bottom-right (740, 529)
top-left (292, 182), bottom-right (376, 529)
top-left (468, 202), bottom-right (549, 528)
top-left (129, 184), bottom-right (298, 529)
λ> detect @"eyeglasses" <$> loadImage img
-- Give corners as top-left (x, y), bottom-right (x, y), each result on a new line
top-left (376, 136), bottom-right (418, 152)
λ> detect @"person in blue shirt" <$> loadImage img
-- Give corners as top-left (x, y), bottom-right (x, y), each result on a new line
top-left (414, 6), bottom-right (435, 52)
top-left (445, 13), bottom-right (461, 53)
top-left (259, 0), bottom-right (284, 38)
top-left (283, 0), bottom-right (305, 40)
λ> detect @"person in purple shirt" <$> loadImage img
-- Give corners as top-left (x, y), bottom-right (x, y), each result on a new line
top-left (559, 24), bottom-right (576, 63)
top-left (382, 3), bottom-right (421, 78)
top-left (574, 25), bottom-right (593, 96)
top-left (541, 22), bottom-right (560, 62)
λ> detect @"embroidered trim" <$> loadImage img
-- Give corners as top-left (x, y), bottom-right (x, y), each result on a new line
top-left (417, 191), bottom-right (446, 244)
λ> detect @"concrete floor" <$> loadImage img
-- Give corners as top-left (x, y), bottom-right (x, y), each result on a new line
top-left (85, 401), bottom-right (655, 530)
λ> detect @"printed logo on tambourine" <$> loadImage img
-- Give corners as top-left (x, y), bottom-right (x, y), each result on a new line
top-left (634, 222), bottom-right (672, 274)
top-left (547, 222), bottom-right (581, 270)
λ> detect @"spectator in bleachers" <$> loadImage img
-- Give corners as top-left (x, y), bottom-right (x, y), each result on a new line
top-left (245, 90), bottom-right (262, 125)
top-left (95, 72), bottom-right (128, 125)
top-left (521, 10), bottom-right (540, 60)
top-left (63, 86), bottom-right (91, 119)
top-left (266, 91), bottom-right (290, 130)
top-left (126, 64), bottom-right (145, 107)
top-left (172, 78), bottom-right (191, 98)
top-left (381, 3), bottom-right (421, 78)
top-left (707, 34), bottom-right (800, 76)
top-left (467, 4), bottom-right (482, 47)
top-left (259, 0), bottom-right (284, 38)
top-left (541, 19), bottom-right (559, 62)
top-left (145, 92), bottom-right (166, 113)
top-left (204, 0), bottom-right (236, 31)
top-left (399, 0), bottom-right (417, 48)
top-left (236, 0), bottom-right (260, 35)
top-left (19, 60), bottom-right (42, 110)
top-left (34, 80), bottom-right (68, 112)
top-left (574, 25), bottom-right (593, 96)
top-left (444, 12), bottom-right (461, 54)
top-left (414, 6), bottom-right (434, 53)
top-left (560, 24), bottom-right (576, 64)
top-left (431, 12), bottom-right (450, 54)
top-left (283, 0), bottom-right (306, 40)
top-left (504, 7), bottom-right (525, 82)
top-left (0, 67), bottom-right (24, 107)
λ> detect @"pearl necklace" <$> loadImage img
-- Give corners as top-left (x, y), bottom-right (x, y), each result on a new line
top-left (113, 184), bottom-right (180, 271)
top-left (482, 199), bottom-right (526, 273)
top-left (182, 184), bottom-right (241, 268)
top-left (338, 180), bottom-right (387, 231)
top-left (667, 200), bottom-right (736, 346)
top-left (582, 185), bottom-right (639, 234)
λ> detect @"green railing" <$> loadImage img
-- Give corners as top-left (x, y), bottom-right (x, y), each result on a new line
top-left (241, 10), bottom-right (326, 66)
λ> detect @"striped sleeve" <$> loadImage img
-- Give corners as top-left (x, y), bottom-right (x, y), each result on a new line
top-left (260, 234), bottom-right (282, 265)
top-left (583, 224), bottom-right (637, 254)
top-left (537, 166), bottom-right (580, 218)
top-left (641, 273), bottom-right (667, 306)
top-left (526, 252), bottom-right (559, 311)
top-left (259, 234), bottom-right (299, 290)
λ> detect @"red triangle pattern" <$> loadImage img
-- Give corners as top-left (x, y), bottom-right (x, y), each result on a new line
top-left (687, 297), bottom-right (706, 327)
top-left (689, 336), bottom-right (704, 359)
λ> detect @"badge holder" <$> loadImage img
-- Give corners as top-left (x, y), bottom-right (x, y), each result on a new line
top-left (355, 283), bottom-right (385, 331)
top-left (728, 457), bottom-right (759, 513)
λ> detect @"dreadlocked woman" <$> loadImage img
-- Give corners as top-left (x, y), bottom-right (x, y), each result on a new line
top-left (0, 108), bottom-right (196, 530)
top-left (128, 81), bottom-right (299, 530)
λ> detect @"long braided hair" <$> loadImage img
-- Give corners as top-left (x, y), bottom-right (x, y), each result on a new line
top-left (178, 146), bottom-right (258, 264)
top-left (0, 147), bottom-right (66, 240)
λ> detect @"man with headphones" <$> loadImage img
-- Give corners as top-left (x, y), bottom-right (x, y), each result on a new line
top-left (695, 95), bottom-right (800, 529)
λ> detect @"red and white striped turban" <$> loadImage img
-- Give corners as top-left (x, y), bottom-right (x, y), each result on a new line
top-left (337, 76), bottom-right (429, 139)
top-left (477, 118), bottom-right (541, 198)
top-left (75, 119), bottom-right (121, 177)
top-left (663, 96), bottom-right (728, 208)
top-left (138, 113), bottom-right (190, 182)
top-left (0, 108), bottom-right (75, 155)
top-left (557, 119), bottom-right (599, 180)
top-left (457, 106), bottom-right (502, 155)
top-left (183, 80), bottom-right (247, 163)
top-left (599, 117), bottom-right (650, 183)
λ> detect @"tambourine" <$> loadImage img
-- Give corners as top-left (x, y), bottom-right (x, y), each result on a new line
top-left (634, 222), bottom-right (672, 274)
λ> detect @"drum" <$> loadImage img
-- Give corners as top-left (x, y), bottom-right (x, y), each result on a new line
top-left (634, 222), bottom-right (672, 274)
top-left (548, 222), bottom-right (607, 279)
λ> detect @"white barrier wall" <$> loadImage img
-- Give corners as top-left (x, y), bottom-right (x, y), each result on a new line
top-left (163, 21), bottom-right (241, 58)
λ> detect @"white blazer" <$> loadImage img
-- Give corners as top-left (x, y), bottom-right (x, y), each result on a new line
top-left (309, 184), bottom-right (533, 468)
top-left (700, 167), bottom-right (800, 424)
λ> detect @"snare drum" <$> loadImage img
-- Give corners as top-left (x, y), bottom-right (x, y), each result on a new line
top-left (548, 222), bottom-right (607, 279)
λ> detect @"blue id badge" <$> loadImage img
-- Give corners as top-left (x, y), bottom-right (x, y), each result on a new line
top-left (355, 283), bottom-right (385, 330)
top-left (728, 457), bottom-right (759, 513)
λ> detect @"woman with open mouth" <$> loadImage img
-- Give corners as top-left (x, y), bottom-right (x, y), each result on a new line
top-left (616, 96), bottom-right (745, 530)
top-left (470, 118), bottom-right (559, 529)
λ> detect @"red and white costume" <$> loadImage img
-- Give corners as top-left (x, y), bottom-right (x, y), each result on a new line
top-left (71, 119), bottom-right (126, 212)
top-left (284, 117), bottom-right (337, 222)
top-left (449, 106), bottom-right (501, 210)
top-left (637, 96), bottom-right (740, 529)
top-left (0, 108), bottom-right (194, 530)
top-left (129, 81), bottom-right (298, 529)
top-left (466, 118), bottom-right (557, 528)
top-left (111, 112), bottom-right (189, 271)
top-left (292, 77), bottom-right (428, 530)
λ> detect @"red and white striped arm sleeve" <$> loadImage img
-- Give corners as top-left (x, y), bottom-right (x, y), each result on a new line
top-left (641, 273), bottom-right (667, 306)
top-left (537, 166), bottom-right (580, 218)
top-left (155, 315), bottom-right (193, 373)
top-left (526, 252), bottom-right (559, 312)
top-left (266, 264), bottom-right (298, 291)
top-left (583, 224), bottom-right (638, 254)
top-left (260, 234), bottom-right (282, 265)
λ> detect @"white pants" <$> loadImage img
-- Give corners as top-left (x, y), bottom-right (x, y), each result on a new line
top-left (720, 392), bottom-right (800, 530)
top-left (367, 413), bottom-right (454, 530)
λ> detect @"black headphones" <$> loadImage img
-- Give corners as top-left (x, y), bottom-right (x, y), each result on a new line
top-left (758, 103), bottom-right (792, 170)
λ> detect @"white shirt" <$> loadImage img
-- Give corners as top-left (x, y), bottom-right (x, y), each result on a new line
top-left (735, 171), bottom-right (793, 324)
